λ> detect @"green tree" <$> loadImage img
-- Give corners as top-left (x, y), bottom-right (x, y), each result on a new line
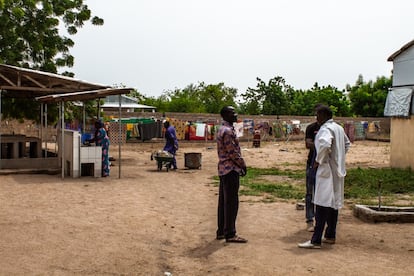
top-left (237, 100), bottom-right (260, 115)
top-left (286, 89), bottom-right (308, 115)
top-left (167, 85), bottom-right (204, 113)
top-left (142, 94), bottom-right (170, 113)
top-left (0, 0), bottom-right (103, 121)
top-left (307, 83), bottom-right (352, 117)
top-left (127, 89), bottom-right (146, 103)
top-left (348, 75), bottom-right (391, 117)
top-left (242, 76), bottom-right (291, 115)
top-left (241, 77), bottom-right (352, 116)
top-left (150, 82), bottom-right (238, 114)
top-left (0, 0), bottom-right (103, 72)
top-left (197, 82), bottom-right (237, 114)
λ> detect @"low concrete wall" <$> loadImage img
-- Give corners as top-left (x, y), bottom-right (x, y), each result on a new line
top-left (354, 204), bottom-right (414, 223)
top-left (0, 157), bottom-right (59, 170)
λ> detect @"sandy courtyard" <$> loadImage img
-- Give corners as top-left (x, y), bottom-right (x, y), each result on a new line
top-left (1, 139), bottom-right (413, 275)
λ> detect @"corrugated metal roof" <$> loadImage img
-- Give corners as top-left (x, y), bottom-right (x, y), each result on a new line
top-left (102, 103), bottom-right (156, 109)
top-left (103, 94), bottom-right (156, 109)
top-left (0, 64), bottom-right (134, 102)
top-left (387, 39), bottom-right (414, 61)
top-left (35, 88), bottom-right (133, 103)
top-left (0, 64), bottom-right (109, 98)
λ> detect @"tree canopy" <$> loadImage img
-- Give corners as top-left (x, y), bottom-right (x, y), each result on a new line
top-left (241, 77), bottom-right (291, 115)
top-left (0, 1), bottom-right (392, 119)
top-left (0, 0), bottom-right (103, 73)
top-left (240, 78), bottom-right (353, 117)
top-left (347, 75), bottom-right (391, 117)
top-left (0, 0), bottom-right (103, 122)
top-left (140, 82), bottom-right (237, 114)
top-left (136, 74), bottom-right (391, 117)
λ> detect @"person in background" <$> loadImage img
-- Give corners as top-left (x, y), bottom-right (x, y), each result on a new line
top-left (89, 120), bottom-right (110, 177)
top-left (104, 122), bottom-right (116, 164)
top-left (298, 105), bottom-right (351, 249)
top-left (253, 129), bottom-right (261, 148)
top-left (216, 106), bottom-right (248, 243)
top-left (304, 104), bottom-right (322, 232)
top-left (163, 120), bottom-right (179, 170)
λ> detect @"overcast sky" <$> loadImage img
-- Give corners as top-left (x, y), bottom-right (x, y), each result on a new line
top-left (66, 0), bottom-right (413, 97)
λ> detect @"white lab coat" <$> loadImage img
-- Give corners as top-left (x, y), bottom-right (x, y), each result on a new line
top-left (314, 119), bottom-right (351, 209)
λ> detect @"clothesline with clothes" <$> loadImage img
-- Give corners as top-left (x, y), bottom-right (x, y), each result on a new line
top-left (242, 119), bottom-right (381, 142)
top-left (102, 117), bottom-right (382, 143)
top-left (118, 118), bottom-right (217, 142)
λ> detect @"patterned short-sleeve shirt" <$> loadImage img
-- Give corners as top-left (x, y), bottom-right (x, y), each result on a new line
top-left (217, 121), bottom-right (245, 176)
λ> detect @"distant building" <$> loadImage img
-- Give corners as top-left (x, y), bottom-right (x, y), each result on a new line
top-left (102, 95), bottom-right (156, 113)
top-left (386, 39), bottom-right (414, 169)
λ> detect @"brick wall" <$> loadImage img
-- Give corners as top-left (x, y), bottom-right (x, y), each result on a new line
top-left (1, 112), bottom-right (391, 142)
top-left (105, 111), bottom-right (391, 134)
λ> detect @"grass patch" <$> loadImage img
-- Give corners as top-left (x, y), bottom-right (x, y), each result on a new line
top-left (345, 167), bottom-right (414, 200)
top-left (279, 162), bottom-right (304, 167)
top-left (240, 167), bottom-right (305, 201)
top-left (240, 182), bottom-right (304, 199)
top-left (245, 167), bottom-right (305, 180)
top-left (212, 167), bottom-right (414, 205)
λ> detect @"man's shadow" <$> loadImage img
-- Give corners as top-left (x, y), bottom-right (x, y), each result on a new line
top-left (186, 239), bottom-right (225, 259)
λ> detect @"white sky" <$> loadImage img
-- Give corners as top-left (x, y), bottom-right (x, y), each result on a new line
top-left (66, 0), bottom-right (413, 97)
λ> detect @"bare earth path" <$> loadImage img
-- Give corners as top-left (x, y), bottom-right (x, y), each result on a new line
top-left (1, 140), bottom-right (413, 275)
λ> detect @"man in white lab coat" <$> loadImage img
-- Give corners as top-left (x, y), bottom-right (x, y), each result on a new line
top-left (298, 105), bottom-right (351, 249)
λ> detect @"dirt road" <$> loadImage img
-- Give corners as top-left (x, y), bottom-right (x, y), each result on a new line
top-left (1, 140), bottom-right (413, 275)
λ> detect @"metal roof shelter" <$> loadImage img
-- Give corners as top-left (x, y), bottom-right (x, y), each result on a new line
top-left (103, 94), bottom-right (156, 111)
top-left (36, 88), bottom-right (133, 103)
top-left (0, 64), bottom-right (133, 178)
top-left (36, 88), bottom-right (133, 179)
top-left (0, 64), bottom-right (108, 96)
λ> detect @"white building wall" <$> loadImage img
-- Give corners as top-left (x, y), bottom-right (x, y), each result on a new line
top-left (393, 46), bottom-right (414, 86)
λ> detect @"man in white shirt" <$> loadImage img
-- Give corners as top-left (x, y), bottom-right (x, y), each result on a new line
top-left (298, 105), bottom-right (351, 249)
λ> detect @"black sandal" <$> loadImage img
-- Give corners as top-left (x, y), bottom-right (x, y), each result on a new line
top-left (226, 235), bottom-right (248, 243)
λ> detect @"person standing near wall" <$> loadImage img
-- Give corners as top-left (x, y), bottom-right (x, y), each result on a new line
top-left (216, 106), bottom-right (248, 243)
top-left (298, 105), bottom-right (351, 249)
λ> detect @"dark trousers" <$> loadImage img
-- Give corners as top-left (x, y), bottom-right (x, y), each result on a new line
top-left (171, 154), bottom-right (177, 169)
top-left (311, 205), bottom-right (338, 245)
top-left (217, 170), bottom-right (240, 239)
top-left (166, 149), bottom-right (177, 169)
top-left (305, 164), bottom-right (316, 223)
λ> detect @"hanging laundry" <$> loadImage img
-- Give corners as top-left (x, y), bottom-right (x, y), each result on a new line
top-left (196, 123), bottom-right (206, 137)
top-left (299, 123), bottom-right (310, 133)
top-left (234, 122), bottom-right (244, 138)
top-left (243, 119), bottom-right (254, 134)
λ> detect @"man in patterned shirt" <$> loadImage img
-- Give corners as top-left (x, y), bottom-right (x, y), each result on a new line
top-left (216, 106), bottom-right (248, 243)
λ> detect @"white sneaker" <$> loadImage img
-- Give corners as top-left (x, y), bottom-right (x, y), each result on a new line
top-left (298, 240), bottom-right (321, 249)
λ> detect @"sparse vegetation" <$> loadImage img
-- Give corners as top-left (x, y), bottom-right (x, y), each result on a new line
top-left (213, 167), bottom-right (414, 204)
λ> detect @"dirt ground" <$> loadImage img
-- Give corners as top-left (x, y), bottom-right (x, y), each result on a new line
top-left (1, 139), bottom-right (413, 275)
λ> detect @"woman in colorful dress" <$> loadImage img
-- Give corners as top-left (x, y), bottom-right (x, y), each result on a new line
top-left (89, 120), bottom-right (110, 177)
